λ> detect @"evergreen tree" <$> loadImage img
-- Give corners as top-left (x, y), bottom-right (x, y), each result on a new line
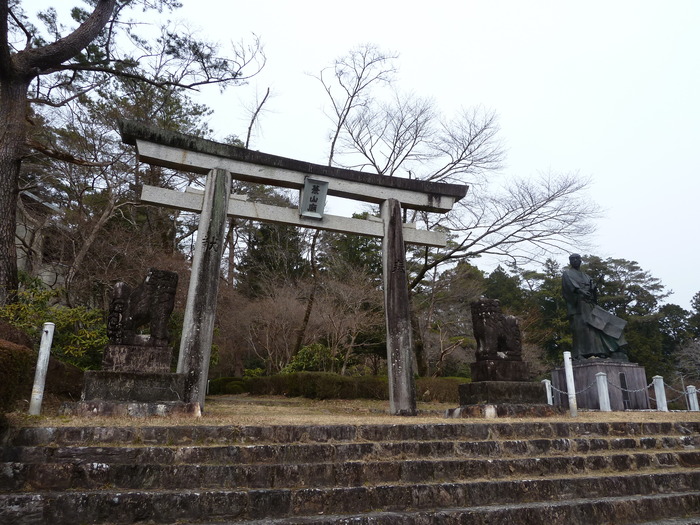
top-left (483, 265), bottom-right (525, 314)
top-left (524, 259), bottom-right (571, 364)
top-left (237, 222), bottom-right (309, 297)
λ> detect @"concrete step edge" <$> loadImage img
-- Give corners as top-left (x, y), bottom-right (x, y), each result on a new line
top-left (8, 421), bottom-right (700, 447)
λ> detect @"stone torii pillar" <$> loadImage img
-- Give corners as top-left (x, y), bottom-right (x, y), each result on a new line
top-left (382, 199), bottom-right (417, 416)
top-left (177, 168), bottom-right (231, 409)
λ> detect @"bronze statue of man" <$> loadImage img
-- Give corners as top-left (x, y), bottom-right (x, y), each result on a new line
top-left (562, 253), bottom-right (629, 360)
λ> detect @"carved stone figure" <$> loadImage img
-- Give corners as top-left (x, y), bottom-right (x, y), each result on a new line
top-left (471, 298), bottom-right (522, 361)
top-left (562, 253), bottom-right (628, 360)
top-left (107, 268), bottom-right (178, 346)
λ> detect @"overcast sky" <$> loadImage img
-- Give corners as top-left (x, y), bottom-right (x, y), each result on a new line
top-left (178, 0), bottom-right (699, 308)
top-left (32, 1), bottom-right (700, 309)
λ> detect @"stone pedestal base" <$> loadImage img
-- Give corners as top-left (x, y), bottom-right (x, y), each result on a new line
top-left (551, 360), bottom-right (650, 410)
top-left (459, 381), bottom-right (547, 405)
top-left (60, 400), bottom-right (200, 418)
top-left (61, 343), bottom-right (199, 417)
top-left (82, 371), bottom-right (185, 402)
top-left (445, 403), bottom-right (565, 418)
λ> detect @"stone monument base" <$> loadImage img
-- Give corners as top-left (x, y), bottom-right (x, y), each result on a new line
top-left (551, 359), bottom-right (650, 410)
top-left (82, 371), bottom-right (186, 402)
top-left (61, 343), bottom-right (199, 418)
top-left (60, 400), bottom-right (200, 418)
top-left (459, 381), bottom-right (547, 405)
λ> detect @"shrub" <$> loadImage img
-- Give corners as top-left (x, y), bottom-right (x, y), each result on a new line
top-left (0, 341), bottom-right (34, 412)
top-left (0, 276), bottom-right (107, 370)
top-left (281, 344), bottom-right (341, 373)
top-left (208, 377), bottom-right (247, 395)
top-left (244, 373), bottom-right (467, 403)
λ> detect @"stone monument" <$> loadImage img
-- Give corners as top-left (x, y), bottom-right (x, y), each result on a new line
top-left (449, 299), bottom-right (553, 418)
top-left (61, 268), bottom-right (200, 417)
top-left (552, 254), bottom-right (650, 410)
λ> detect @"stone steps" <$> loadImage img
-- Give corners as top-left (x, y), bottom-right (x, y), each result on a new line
top-left (3, 450), bottom-right (700, 492)
top-left (1, 471), bottom-right (699, 524)
top-left (6, 433), bottom-right (699, 464)
top-left (1, 420), bottom-right (699, 524)
top-left (241, 493), bottom-right (700, 525)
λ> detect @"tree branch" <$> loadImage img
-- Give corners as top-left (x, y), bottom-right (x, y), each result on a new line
top-left (25, 138), bottom-right (111, 167)
top-left (16, 0), bottom-right (116, 77)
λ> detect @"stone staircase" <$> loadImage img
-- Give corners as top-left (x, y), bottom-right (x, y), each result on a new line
top-left (1, 420), bottom-right (700, 524)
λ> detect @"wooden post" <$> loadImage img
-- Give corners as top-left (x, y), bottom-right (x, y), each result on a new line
top-left (382, 199), bottom-right (417, 416)
top-left (177, 168), bottom-right (231, 410)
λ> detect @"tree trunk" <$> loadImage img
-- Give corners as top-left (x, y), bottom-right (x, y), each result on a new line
top-left (0, 0), bottom-right (117, 306)
top-left (0, 77), bottom-right (30, 305)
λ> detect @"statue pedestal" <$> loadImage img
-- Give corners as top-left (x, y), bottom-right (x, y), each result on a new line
top-left (551, 359), bottom-right (650, 410)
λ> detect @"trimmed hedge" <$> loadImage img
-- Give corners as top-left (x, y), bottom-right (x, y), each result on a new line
top-left (240, 372), bottom-right (467, 403)
top-left (208, 377), bottom-right (246, 396)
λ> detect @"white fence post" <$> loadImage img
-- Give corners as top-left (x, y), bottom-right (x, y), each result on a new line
top-left (652, 375), bottom-right (668, 412)
top-left (28, 322), bottom-right (55, 416)
top-left (542, 379), bottom-right (553, 405)
top-left (687, 385), bottom-right (699, 412)
top-left (563, 351), bottom-right (578, 417)
top-left (595, 372), bottom-right (611, 412)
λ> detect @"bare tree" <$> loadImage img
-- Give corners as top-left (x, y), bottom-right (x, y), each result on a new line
top-left (287, 44), bottom-right (397, 361)
top-left (242, 285), bottom-right (306, 374)
top-left (341, 91), bottom-right (436, 176)
top-left (408, 171), bottom-right (600, 290)
top-left (676, 339), bottom-right (700, 382)
top-left (315, 43), bottom-right (398, 167)
top-left (313, 266), bottom-right (384, 375)
top-left (244, 87), bottom-right (271, 148)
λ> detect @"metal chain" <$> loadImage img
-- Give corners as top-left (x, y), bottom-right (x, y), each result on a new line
top-left (575, 380), bottom-right (597, 395)
top-left (667, 392), bottom-right (687, 403)
top-left (550, 384), bottom-right (568, 395)
top-left (665, 383), bottom-right (687, 395)
top-left (606, 380), bottom-right (650, 394)
top-left (550, 379), bottom-right (607, 396)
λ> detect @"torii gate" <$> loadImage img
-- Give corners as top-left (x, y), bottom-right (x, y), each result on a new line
top-left (120, 121), bottom-right (468, 415)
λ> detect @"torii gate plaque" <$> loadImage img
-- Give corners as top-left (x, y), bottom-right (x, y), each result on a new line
top-left (120, 121), bottom-right (468, 415)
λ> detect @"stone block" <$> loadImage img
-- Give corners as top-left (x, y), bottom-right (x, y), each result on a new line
top-left (471, 360), bottom-right (532, 382)
top-left (101, 345), bottom-right (173, 373)
top-left (459, 381), bottom-right (547, 405)
top-left (82, 371), bottom-right (185, 402)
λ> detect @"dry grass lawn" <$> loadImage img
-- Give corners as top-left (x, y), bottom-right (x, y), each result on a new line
top-left (6, 394), bottom-right (700, 429)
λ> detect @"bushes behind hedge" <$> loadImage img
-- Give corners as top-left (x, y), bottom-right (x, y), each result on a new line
top-left (231, 372), bottom-right (467, 403)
